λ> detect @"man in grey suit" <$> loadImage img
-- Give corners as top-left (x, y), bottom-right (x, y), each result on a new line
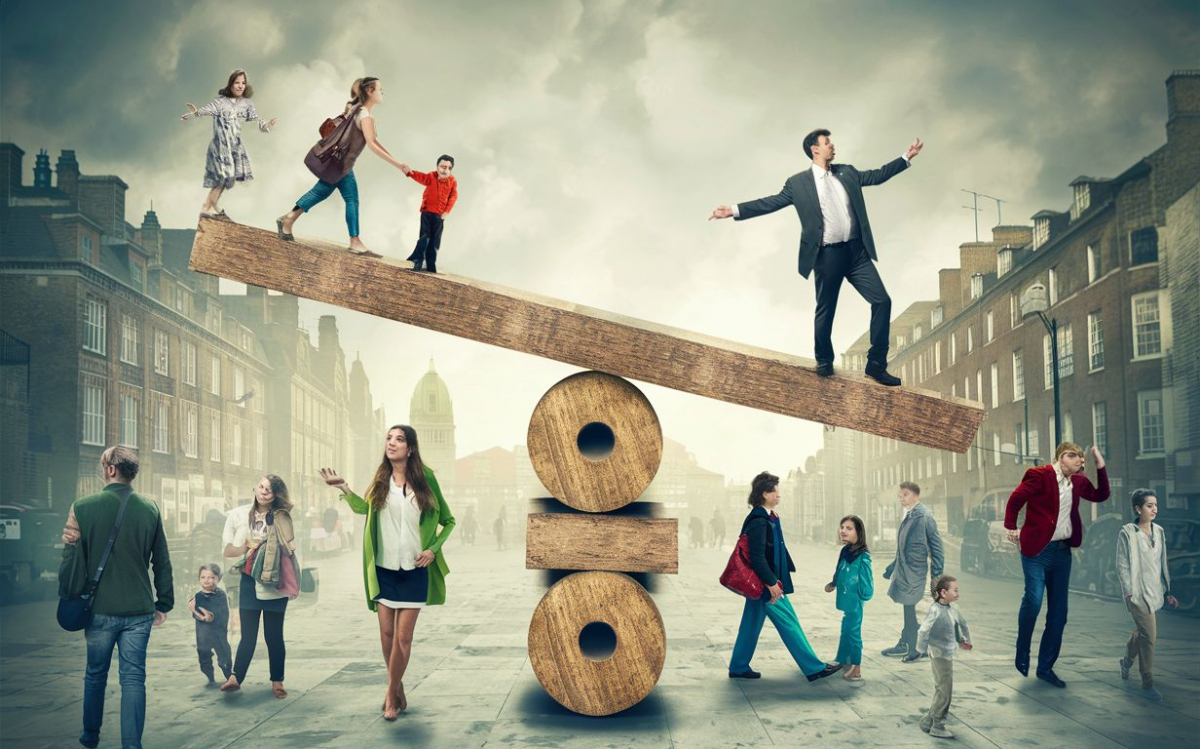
top-left (882, 481), bottom-right (944, 662)
top-left (710, 129), bottom-right (922, 385)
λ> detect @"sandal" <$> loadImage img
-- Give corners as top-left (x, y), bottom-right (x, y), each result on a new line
top-left (276, 217), bottom-right (295, 242)
top-left (215, 209), bottom-right (233, 222)
top-left (200, 211), bottom-right (221, 220)
top-left (219, 676), bottom-right (241, 692)
top-left (271, 681), bottom-right (288, 699)
top-left (347, 246), bottom-right (382, 258)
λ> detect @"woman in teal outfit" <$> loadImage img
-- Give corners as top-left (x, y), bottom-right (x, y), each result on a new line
top-left (319, 425), bottom-right (454, 720)
top-left (728, 472), bottom-right (840, 683)
top-left (825, 514), bottom-right (874, 681)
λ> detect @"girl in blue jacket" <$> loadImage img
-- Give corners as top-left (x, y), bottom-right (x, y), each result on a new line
top-left (826, 514), bottom-right (874, 681)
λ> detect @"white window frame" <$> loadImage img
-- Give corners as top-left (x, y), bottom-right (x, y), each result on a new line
top-left (934, 341), bottom-right (942, 374)
top-left (83, 298), bottom-right (107, 355)
top-left (1048, 267), bottom-right (1058, 306)
top-left (1087, 245), bottom-right (1098, 284)
top-left (993, 431), bottom-right (1002, 466)
top-left (210, 356), bottom-right (222, 396)
top-left (153, 329), bottom-right (169, 376)
top-left (184, 405), bottom-right (199, 458)
top-left (1137, 390), bottom-right (1165, 457)
top-left (1043, 334), bottom-right (1054, 390)
top-left (950, 333), bottom-right (957, 364)
top-left (1131, 291), bottom-right (1171, 360)
top-left (1013, 349), bottom-right (1025, 401)
top-left (183, 342), bottom-right (197, 386)
top-left (120, 314), bottom-right (139, 365)
top-left (119, 391), bottom-right (138, 448)
top-left (970, 274), bottom-right (983, 300)
top-left (1092, 402), bottom-right (1108, 456)
top-left (82, 383), bottom-right (106, 446)
top-left (986, 311), bottom-right (994, 343)
top-left (1058, 323), bottom-right (1074, 378)
top-left (990, 362), bottom-right (999, 409)
top-left (1088, 311), bottom-right (1105, 372)
top-left (153, 395), bottom-right (170, 454)
top-left (967, 325), bottom-right (974, 353)
top-left (209, 410), bottom-right (221, 462)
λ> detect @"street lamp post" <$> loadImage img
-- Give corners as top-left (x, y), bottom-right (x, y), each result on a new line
top-left (1021, 283), bottom-right (1062, 448)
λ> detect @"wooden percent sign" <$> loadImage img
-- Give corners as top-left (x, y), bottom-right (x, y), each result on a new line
top-left (188, 218), bottom-right (985, 716)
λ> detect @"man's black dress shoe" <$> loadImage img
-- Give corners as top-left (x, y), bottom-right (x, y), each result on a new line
top-left (1036, 669), bottom-right (1066, 688)
top-left (729, 669), bottom-right (761, 679)
top-left (817, 362), bottom-right (835, 378)
top-left (1015, 654), bottom-right (1029, 676)
top-left (806, 664), bottom-right (840, 682)
top-left (865, 361), bottom-right (901, 386)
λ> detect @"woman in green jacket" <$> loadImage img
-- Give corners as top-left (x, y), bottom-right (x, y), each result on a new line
top-left (320, 425), bottom-right (454, 720)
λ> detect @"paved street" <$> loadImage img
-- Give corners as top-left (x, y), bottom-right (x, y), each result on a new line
top-left (2, 535), bottom-right (1198, 748)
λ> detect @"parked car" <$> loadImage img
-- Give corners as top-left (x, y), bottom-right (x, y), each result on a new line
top-left (0, 504), bottom-right (64, 604)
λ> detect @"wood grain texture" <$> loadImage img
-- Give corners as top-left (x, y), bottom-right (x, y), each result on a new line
top-left (527, 372), bottom-right (662, 512)
top-left (526, 513), bottom-right (678, 573)
top-left (527, 571), bottom-right (666, 716)
top-left (188, 218), bottom-right (984, 452)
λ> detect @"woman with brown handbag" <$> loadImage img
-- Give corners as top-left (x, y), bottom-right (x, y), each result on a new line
top-left (276, 76), bottom-right (409, 257)
top-left (219, 475), bottom-right (297, 699)
top-left (727, 471), bottom-right (840, 683)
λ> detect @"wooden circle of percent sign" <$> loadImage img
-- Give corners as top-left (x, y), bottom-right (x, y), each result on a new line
top-left (526, 371), bottom-right (663, 513)
top-left (528, 571), bottom-right (667, 716)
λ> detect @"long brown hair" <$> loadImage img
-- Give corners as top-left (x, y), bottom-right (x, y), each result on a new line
top-left (345, 76), bottom-right (379, 113)
top-left (249, 473), bottom-right (292, 526)
top-left (369, 425), bottom-right (436, 514)
top-left (218, 69), bottom-right (253, 98)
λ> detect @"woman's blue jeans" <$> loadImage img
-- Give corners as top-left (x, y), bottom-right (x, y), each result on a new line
top-left (296, 171), bottom-right (359, 237)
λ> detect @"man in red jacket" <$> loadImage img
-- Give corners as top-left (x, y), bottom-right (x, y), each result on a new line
top-left (1004, 441), bottom-right (1109, 687)
top-left (402, 155), bottom-right (458, 273)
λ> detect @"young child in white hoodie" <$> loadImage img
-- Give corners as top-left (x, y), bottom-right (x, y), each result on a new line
top-left (916, 575), bottom-right (973, 739)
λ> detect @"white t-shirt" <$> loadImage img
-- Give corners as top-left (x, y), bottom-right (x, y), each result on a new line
top-left (223, 504), bottom-right (270, 563)
top-left (376, 479), bottom-right (422, 571)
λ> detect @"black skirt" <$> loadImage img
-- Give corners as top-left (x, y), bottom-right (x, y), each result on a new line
top-left (374, 565), bottom-right (428, 609)
top-left (239, 572), bottom-right (289, 613)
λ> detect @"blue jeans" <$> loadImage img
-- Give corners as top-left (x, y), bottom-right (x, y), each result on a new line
top-left (1017, 540), bottom-right (1072, 673)
top-left (730, 595), bottom-right (825, 676)
top-left (295, 171), bottom-right (359, 237)
top-left (82, 613), bottom-right (154, 749)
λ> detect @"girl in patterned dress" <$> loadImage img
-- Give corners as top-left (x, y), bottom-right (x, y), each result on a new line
top-left (180, 69), bottom-right (276, 221)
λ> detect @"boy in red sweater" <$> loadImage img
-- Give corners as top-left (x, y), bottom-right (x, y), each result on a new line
top-left (402, 155), bottom-right (458, 272)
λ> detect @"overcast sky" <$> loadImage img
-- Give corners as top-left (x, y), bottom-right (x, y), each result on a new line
top-left (2, 0), bottom-right (1197, 486)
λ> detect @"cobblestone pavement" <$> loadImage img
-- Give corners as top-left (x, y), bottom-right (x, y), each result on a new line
top-left (2, 536), bottom-right (1197, 748)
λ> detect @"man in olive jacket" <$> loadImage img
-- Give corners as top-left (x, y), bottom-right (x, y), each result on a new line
top-left (60, 446), bottom-right (172, 749)
top-left (881, 482), bottom-right (944, 662)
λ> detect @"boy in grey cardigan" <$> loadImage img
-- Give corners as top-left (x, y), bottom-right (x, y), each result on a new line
top-left (1117, 489), bottom-right (1178, 702)
top-left (916, 575), bottom-right (973, 739)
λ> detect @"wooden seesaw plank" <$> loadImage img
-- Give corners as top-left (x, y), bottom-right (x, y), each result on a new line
top-left (526, 514), bottom-right (679, 574)
top-left (188, 218), bottom-right (984, 452)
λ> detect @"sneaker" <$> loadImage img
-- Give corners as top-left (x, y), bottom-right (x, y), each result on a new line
top-left (881, 645), bottom-right (909, 658)
top-left (929, 722), bottom-right (954, 739)
top-left (919, 715), bottom-right (933, 733)
top-left (1119, 657), bottom-right (1131, 680)
top-left (901, 651), bottom-right (928, 664)
top-left (1142, 686), bottom-right (1164, 702)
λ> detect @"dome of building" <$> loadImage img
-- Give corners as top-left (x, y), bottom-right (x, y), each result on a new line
top-left (410, 358), bottom-right (454, 424)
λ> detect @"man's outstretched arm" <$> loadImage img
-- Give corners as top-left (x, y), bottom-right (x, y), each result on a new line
top-left (710, 180), bottom-right (793, 221)
top-left (858, 138), bottom-right (923, 186)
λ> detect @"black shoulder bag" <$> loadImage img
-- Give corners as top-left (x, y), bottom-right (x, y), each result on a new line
top-left (57, 493), bottom-right (131, 632)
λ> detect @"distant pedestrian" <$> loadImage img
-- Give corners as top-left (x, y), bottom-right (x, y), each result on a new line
top-left (180, 68), bottom-right (275, 220)
top-left (461, 505), bottom-right (478, 545)
top-left (220, 475), bottom-right (298, 699)
top-left (916, 575), bottom-right (972, 739)
top-left (1117, 489), bottom-right (1178, 702)
top-left (826, 515), bottom-right (873, 681)
top-left (881, 482), bottom-right (944, 663)
top-left (320, 423), bottom-right (455, 720)
top-left (59, 446), bottom-right (172, 749)
top-left (1005, 443), bottom-right (1109, 687)
top-left (728, 472), bottom-right (840, 683)
top-left (710, 510), bottom-right (727, 548)
top-left (689, 515), bottom-right (704, 548)
top-left (190, 564), bottom-right (232, 686)
top-left (494, 506), bottom-right (508, 551)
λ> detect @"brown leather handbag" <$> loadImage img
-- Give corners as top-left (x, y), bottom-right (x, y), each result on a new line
top-left (304, 104), bottom-right (366, 184)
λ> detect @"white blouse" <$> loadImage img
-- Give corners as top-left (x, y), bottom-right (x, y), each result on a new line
top-left (377, 479), bottom-right (422, 571)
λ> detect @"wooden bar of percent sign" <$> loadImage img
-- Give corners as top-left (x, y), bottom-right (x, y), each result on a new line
top-left (526, 514), bottom-right (679, 574)
top-left (189, 219), bottom-right (983, 452)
